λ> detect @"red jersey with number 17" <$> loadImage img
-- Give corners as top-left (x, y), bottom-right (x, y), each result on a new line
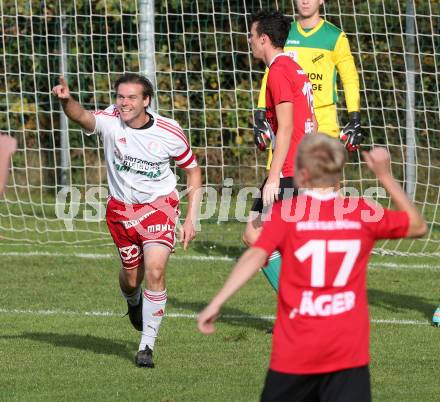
top-left (266, 54), bottom-right (314, 177)
top-left (254, 190), bottom-right (409, 374)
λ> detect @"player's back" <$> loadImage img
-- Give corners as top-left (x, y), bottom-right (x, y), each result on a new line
top-left (266, 55), bottom-right (314, 133)
top-left (265, 55), bottom-right (314, 177)
top-left (269, 191), bottom-right (409, 374)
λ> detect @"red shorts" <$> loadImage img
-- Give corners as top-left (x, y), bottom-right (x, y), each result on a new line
top-left (106, 191), bottom-right (179, 270)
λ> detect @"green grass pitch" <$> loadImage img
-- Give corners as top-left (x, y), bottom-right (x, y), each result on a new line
top-left (0, 239), bottom-right (439, 402)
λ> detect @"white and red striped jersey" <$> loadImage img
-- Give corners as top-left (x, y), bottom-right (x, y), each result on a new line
top-left (86, 105), bottom-right (197, 204)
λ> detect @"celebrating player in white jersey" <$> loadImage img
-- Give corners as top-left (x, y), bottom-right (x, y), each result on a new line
top-left (52, 73), bottom-right (201, 368)
top-left (198, 134), bottom-right (426, 401)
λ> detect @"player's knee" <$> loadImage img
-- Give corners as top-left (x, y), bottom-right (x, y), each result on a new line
top-left (146, 263), bottom-right (166, 283)
top-left (120, 265), bottom-right (142, 289)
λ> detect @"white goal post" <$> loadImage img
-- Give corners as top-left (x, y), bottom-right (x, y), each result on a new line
top-left (0, 0), bottom-right (438, 255)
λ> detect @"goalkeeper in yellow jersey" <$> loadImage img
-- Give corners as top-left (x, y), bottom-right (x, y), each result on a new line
top-left (253, 0), bottom-right (362, 292)
top-left (256, 0), bottom-right (362, 156)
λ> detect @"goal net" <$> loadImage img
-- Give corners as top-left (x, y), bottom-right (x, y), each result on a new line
top-left (0, 0), bottom-right (438, 255)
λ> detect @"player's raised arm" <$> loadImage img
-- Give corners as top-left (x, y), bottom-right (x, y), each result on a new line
top-left (52, 76), bottom-right (96, 133)
top-left (197, 247), bottom-right (268, 334)
top-left (179, 165), bottom-right (202, 250)
top-left (0, 134), bottom-right (17, 194)
top-left (362, 148), bottom-right (427, 238)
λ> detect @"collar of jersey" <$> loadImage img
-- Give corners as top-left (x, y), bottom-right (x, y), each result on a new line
top-left (304, 189), bottom-right (338, 200)
top-left (131, 111), bottom-right (155, 130)
top-left (297, 19), bottom-right (325, 38)
top-left (268, 52), bottom-right (290, 67)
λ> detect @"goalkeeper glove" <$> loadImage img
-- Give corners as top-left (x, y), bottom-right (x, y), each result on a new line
top-left (340, 112), bottom-right (363, 152)
top-left (253, 109), bottom-right (273, 152)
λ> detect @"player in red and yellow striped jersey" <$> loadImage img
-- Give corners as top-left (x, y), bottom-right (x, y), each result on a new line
top-left (256, 0), bottom-right (362, 165)
top-left (243, 11), bottom-right (316, 295)
top-left (254, 0), bottom-right (363, 293)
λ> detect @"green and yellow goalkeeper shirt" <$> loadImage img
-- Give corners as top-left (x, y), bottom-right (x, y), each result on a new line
top-left (257, 19), bottom-right (360, 168)
top-left (285, 19), bottom-right (359, 112)
top-left (258, 19), bottom-right (360, 113)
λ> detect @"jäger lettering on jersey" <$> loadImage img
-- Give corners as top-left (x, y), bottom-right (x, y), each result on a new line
top-left (291, 290), bottom-right (356, 318)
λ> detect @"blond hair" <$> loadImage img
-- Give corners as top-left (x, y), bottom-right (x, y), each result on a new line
top-left (296, 133), bottom-right (347, 187)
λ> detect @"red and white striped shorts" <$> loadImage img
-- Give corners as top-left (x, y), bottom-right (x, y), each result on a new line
top-left (106, 192), bottom-right (179, 270)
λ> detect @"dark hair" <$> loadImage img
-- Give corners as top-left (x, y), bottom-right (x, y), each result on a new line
top-left (114, 73), bottom-right (154, 106)
top-left (249, 10), bottom-right (292, 48)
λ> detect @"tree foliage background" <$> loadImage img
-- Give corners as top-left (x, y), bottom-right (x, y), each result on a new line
top-left (0, 0), bottom-right (438, 199)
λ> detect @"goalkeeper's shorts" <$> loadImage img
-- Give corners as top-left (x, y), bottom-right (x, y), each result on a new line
top-left (106, 192), bottom-right (179, 270)
top-left (251, 176), bottom-right (298, 214)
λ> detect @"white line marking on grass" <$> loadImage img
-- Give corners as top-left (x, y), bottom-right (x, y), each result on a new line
top-left (0, 251), bottom-right (235, 261)
top-left (0, 308), bottom-right (269, 321)
top-left (1, 251), bottom-right (440, 270)
top-left (0, 308), bottom-right (431, 326)
top-left (0, 251), bottom-right (114, 258)
top-left (368, 262), bottom-right (440, 270)
top-left (371, 319), bottom-right (430, 326)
